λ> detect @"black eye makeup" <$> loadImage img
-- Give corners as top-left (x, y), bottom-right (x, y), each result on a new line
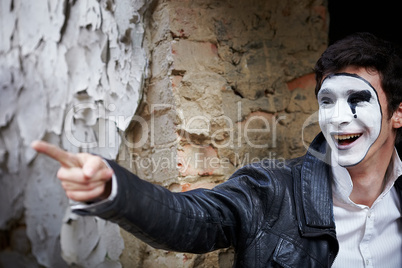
top-left (347, 90), bottom-right (372, 118)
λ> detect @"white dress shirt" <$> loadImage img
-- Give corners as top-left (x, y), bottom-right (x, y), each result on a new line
top-left (331, 149), bottom-right (402, 267)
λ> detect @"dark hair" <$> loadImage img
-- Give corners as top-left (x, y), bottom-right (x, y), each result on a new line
top-left (314, 32), bottom-right (402, 144)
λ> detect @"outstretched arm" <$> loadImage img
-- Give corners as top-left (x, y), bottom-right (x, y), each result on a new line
top-left (31, 141), bottom-right (258, 254)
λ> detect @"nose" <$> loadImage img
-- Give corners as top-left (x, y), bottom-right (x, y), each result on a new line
top-left (329, 99), bottom-right (354, 126)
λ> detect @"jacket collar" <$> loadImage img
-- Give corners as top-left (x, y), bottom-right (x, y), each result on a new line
top-left (298, 133), bottom-right (336, 231)
top-left (292, 133), bottom-right (340, 264)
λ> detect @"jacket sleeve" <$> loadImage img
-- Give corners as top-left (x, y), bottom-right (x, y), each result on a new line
top-left (72, 160), bottom-right (271, 254)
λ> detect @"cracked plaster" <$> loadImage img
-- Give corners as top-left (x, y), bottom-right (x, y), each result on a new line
top-left (0, 0), bottom-right (150, 266)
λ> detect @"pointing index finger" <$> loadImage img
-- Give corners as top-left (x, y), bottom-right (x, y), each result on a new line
top-left (31, 140), bottom-right (81, 168)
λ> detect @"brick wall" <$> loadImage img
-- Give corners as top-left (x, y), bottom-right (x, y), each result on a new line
top-left (119, 0), bottom-right (328, 266)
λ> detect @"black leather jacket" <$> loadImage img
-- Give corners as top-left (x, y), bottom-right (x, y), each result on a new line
top-left (74, 133), bottom-right (402, 267)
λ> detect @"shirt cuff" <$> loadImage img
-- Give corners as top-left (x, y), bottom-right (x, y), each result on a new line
top-left (70, 159), bottom-right (118, 213)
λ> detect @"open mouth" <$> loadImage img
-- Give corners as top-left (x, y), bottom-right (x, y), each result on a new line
top-left (333, 133), bottom-right (362, 146)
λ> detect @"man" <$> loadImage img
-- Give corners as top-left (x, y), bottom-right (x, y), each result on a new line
top-left (32, 32), bottom-right (402, 267)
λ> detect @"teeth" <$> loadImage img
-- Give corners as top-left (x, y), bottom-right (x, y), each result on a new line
top-left (334, 134), bottom-right (361, 141)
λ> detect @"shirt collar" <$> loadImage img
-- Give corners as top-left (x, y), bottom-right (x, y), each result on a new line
top-left (331, 148), bottom-right (402, 206)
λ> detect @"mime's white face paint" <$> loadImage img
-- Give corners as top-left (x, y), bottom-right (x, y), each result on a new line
top-left (318, 73), bottom-right (382, 167)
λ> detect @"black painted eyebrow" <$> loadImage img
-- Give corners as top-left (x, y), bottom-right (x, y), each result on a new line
top-left (349, 89), bottom-right (371, 99)
top-left (346, 89), bottom-right (371, 95)
top-left (318, 73), bottom-right (380, 102)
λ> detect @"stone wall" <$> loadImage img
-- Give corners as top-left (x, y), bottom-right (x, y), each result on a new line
top-left (119, 0), bottom-right (328, 266)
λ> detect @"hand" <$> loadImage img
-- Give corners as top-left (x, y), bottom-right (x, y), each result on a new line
top-left (31, 140), bottom-right (114, 203)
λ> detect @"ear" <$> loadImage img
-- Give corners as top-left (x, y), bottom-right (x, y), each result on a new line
top-left (392, 103), bottom-right (402, 129)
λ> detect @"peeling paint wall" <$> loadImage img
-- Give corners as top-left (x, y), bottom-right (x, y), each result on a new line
top-left (0, 0), bottom-right (150, 267)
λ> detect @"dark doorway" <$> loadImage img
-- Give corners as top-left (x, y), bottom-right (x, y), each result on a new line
top-left (328, 0), bottom-right (402, 45)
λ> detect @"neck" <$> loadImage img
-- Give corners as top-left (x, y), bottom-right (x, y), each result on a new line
top-left (346, 144), bottom-right (394, 207)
